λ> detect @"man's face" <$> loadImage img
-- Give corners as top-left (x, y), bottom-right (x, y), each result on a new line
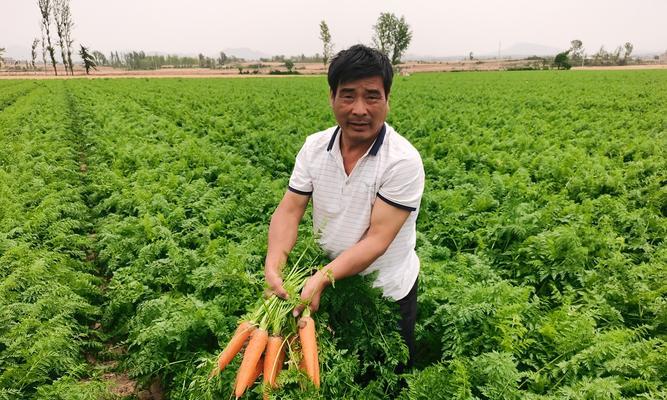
top-left (330, 76), bottom-right (389, 145)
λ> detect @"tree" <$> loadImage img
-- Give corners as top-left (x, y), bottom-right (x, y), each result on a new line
top-left (391, 16), bottom-right (412, 65)
top-left (623, 42), bottom-right (633, 62)
top-left (31, 38), bottom-right (40, 70)
top-left (217, 51), bottom-right (227, 66)
top-left (0, 47), bottom-right (4, 68)
top-left (372, 12), bottom-right (412, 65)
top-left (38, 0), bottom-right (58, 75)
top-left (554, 50), bottom-right (571, 70)
top-left (284, 59), bottom-right (294, 73)
top-left (319, 20), bottom-right (334, 65)
top-left (592, 46), bottom-right (607, 65)
top-left (113, 51), bottom-right (121, 67)
top-left (469, 51), bottom-right (474, 60)
top-left (570, 39), bottom-right (584, 66)
top-left (611, 46), bottom-right (622, 64)
top-left (60, 0), bottom-right (74, 75)
top-left (53, 0), bottom-right (70, 74)
top-left (79, 44), bottom-right (97, 74)
top-left (92, 50), bottom-right (107, 66)
top-left (40, 28), bottom-right (47, 72)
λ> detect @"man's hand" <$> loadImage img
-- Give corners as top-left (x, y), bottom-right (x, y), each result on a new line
top-left (265, 268), bottom-right (288, 299)
top-left (293, 269), bottom-right (330, 317)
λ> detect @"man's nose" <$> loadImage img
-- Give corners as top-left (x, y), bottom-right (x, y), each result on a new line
top-left (351, 97), bottom-right (367, 116)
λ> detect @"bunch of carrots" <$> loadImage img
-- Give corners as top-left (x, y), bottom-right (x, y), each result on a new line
top-left (209, 250), bottom-right (323, 399)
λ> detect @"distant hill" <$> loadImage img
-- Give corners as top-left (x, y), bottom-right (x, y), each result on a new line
top-left (499, 42), bottom-right (563, 57)
top-left (223, 48), bottom-right (270, 61)
top-left (405, 42), bottom-right (565, 62)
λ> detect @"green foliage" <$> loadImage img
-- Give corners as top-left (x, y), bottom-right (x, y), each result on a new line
top-left (78, 45), bottom-right (97, 74)
top-left (399, 360), bottom-right (472, 400)
top-left (554, 51), bottom-right (572, 69)
top-left (418, 254), bottom-right (537, 361)
top-left (372, 12), bottom-right (413, 65)
top-left (33, 376), bottom-right (114, 400)
top-left (319, 20), bottom-right (334, 65)
top-left (284, 59), bottom-right (295, 73)
top-left (1, 71), bottom-right (666, 398)
top-left (0, 84), bottom-right (110, 398)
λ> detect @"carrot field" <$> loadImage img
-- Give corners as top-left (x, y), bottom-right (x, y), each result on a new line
top-left (1, 70), bottom-right (666, 399)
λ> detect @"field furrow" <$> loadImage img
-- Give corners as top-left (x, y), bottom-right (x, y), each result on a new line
top-left (0, 82), bottom-right (110, 399)
top-left (1, 71), bottom-right (665, 399)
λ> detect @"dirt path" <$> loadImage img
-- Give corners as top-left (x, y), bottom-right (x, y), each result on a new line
top-left (3, 61), bottom-right (664, 80)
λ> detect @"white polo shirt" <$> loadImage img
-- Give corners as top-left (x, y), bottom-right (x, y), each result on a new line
top-left (288, 123), bottom-right (425, 300)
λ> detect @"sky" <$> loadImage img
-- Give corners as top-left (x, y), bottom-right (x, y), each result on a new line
top-left (1, 0), bottom-right (666, 60)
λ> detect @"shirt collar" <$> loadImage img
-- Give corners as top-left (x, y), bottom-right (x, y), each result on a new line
top-left (326, 124), bottom-right (387, 156)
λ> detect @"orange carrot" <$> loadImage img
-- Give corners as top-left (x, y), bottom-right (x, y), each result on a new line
top-left (298, 315), bottom-right (320, 388)
top-left (237, 355), bottom-right (263, 393)
top-left (211, 321), bottom-right (255, 378)
top-left (235, 328), bottom-right (269, 398)
top-left (263, 336), bottom-right (286, 387)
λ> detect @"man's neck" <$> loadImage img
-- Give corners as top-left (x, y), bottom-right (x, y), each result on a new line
top-left (339, 128), bottom-right (379, 176)
top-left (339, 131), bottom-right (374, 159)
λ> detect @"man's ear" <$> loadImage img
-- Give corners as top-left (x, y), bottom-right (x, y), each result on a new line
top-left (329, 90), bottom-right (335, 106)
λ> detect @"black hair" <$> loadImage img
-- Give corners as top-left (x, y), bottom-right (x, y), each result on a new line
top-left (327, 44), bottom-right (393, 98)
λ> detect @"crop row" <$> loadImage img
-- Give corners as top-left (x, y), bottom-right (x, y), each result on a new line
top-left (0, 71), bottom-right (665, 399)
top-left (0, 83), bottom-right (108, 399)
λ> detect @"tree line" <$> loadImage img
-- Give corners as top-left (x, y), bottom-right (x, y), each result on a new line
top-left (9, 8), bottom-right (653, 74)
top-left (554, 40), bottom-right (636, 69)
top-left (3, 10), bottom-right (411, 73)
top-left (13, 0), bottom-right (98, 75)
top-left (36, 0), bottom-right (75, 75)
top-left (87, 50), bottom-right (246, 70)
top-left (82, 12), bottom-right (413, 72)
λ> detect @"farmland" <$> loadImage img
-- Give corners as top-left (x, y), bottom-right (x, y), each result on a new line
top-left (0, 70), bottom-right (666, 399)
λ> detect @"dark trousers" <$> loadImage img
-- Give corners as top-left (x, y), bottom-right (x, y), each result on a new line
top-left (395, 278), bottom-right (418, 373)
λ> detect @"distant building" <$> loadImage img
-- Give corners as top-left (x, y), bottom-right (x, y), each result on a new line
top-left (660, 52), bottom-right (667, 63)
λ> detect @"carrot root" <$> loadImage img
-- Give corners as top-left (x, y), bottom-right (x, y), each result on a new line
top-left (263, 336), bottom-right (286, 387)
top-left (235, 328), bottom-right (269, 398)
top-left (298, 316), bottom-right (320, 388)
top-left (213, 321), bottom-right (256, 377)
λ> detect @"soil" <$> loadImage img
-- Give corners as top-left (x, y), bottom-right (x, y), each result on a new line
top-left (2, 60), bottom-right (665, 79)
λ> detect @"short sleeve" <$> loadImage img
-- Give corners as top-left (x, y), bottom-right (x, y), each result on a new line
top-left (287, 141), bottom-right (313, 195)
top-left (377, 156), bottom-right (425, 211)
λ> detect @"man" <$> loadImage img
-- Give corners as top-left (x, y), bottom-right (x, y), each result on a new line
top-left (264, 44), bottom-right (424, 369)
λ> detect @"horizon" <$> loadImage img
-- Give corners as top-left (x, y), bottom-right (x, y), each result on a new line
top-left (2, 0), bottom-right (666, 61)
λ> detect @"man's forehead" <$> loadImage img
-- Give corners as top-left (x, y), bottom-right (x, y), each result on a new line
top-left (337, 76), bottom-right (384, 91)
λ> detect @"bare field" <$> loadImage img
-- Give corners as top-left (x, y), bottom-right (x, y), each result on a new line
top-left (1, 60), bottom-right (665, 79)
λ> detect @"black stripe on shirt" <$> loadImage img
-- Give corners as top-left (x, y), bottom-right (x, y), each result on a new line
top-left (377, 193), bottom-right (416, 211)
top-left (288, 185), bottom-right (312, 196)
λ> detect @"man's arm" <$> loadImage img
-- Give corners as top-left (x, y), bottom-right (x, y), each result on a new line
top-left (295, 198), bottom-right (411, 314)
top-left (265, 190), bottom-right (310, 298)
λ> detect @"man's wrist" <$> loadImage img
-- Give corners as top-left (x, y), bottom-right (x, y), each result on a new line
top-left (265, 255), bottom-right (285, 273)
top-left (317, 267), bottom-right (334, 289)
